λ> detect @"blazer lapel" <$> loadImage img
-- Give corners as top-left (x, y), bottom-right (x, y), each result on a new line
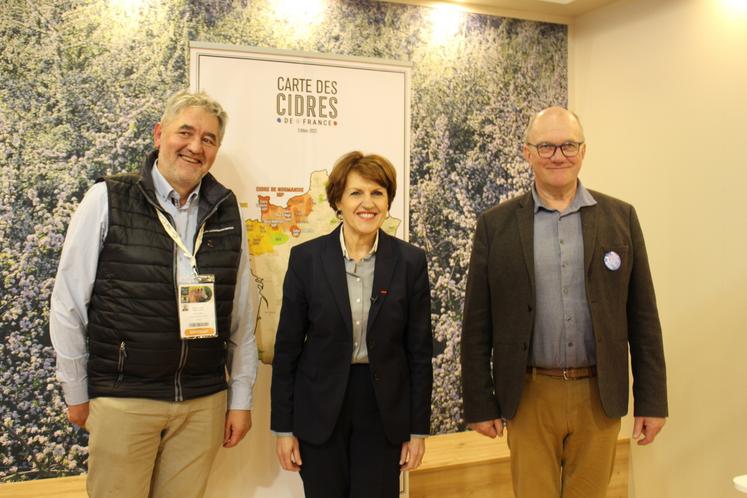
top-left (321, 225), bottom-right (353, 335)
top-left (516, 191), bottom-right (536, 294)
top-left (581, 203), bottom-right (598, 274)
top-left (367, 230), bottom-right (398, 333)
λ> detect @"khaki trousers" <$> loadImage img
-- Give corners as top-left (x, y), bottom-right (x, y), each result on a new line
top-left (506, 374), bottom-right (621, 498)
top-left (86, 391), bottom-right (226, 498)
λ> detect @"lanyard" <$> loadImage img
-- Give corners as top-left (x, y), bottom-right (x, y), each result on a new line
top-left (156, 209), bottom-right (205, 277)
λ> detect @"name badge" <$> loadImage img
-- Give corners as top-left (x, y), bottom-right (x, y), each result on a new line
top-left (178, 274), bottom-right (218, 339)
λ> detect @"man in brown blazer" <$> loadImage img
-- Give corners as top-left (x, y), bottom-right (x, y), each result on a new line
top-left (461, 107), bottom-right (667, 498)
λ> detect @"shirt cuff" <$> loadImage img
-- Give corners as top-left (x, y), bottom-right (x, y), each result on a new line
top-left (61, 380), bottom-right (89, 406)
top-left (410, 434), bottom-right (428, 439)
top-left (227, 381), bottom-right (253, 410)
top-left (273, 431), bottom-right (294, 437)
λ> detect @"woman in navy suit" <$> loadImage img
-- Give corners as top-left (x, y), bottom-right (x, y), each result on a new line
top-left (271, 151), bottom-right (433, 498)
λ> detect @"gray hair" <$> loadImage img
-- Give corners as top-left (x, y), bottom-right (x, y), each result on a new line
top-left (160, 89), bottom-right (228, 143)
top-left (523, 107), bottom-right (585, 143)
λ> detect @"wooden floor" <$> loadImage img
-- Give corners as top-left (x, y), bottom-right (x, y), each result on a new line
top-left (0, 433), bottom-right (629, 498)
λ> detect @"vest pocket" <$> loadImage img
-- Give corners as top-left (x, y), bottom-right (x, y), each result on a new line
top-left (203, 225), bottom-right (235, 234)
top-left (114, 341), bottom-right (127, 387)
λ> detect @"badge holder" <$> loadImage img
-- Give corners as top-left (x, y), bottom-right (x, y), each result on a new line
top-left (178, 274), bottom-right (218, 339)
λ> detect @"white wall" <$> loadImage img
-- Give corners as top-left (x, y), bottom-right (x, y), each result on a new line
top-left (571, 0), bottom-right (747, 496)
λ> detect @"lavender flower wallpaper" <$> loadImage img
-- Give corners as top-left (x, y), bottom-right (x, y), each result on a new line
top-left (0, 0), bottom-right (566, 481)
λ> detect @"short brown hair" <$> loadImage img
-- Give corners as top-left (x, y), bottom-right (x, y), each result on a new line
top-left (326, 151), bottom-right (397, 211)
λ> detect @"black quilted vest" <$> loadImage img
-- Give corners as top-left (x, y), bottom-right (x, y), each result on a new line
top-left (86, 151), bottom-right (243, 401)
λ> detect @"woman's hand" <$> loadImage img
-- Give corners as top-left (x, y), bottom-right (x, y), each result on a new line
top-left (276, 435), bottom-right (303, 471)
top-left (399, 437), bottom-right (426, 471)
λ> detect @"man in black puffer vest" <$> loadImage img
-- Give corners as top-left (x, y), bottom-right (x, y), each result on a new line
top-left (51, 90), bottom-right (258, 498)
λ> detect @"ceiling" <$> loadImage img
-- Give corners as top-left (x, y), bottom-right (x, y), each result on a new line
top-left (453, 0), bottom-right (618, 17)
top-left (385, 0), bottom-right (620, 22)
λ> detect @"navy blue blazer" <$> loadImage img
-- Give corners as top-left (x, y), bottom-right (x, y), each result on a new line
top-left (271, 225), bottom-right (433, 445)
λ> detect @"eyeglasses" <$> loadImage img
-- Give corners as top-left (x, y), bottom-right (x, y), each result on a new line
top-left (526, 141), bottom-right (584, 158)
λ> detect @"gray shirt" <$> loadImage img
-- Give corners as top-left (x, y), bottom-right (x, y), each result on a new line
top-left (530, 182), bottom-right (597, 368)
top-left (340, 227), bottom-right (378, 364)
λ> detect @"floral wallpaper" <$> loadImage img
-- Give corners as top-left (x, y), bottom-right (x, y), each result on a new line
top-left (0, 0), bottom-right (566, 480)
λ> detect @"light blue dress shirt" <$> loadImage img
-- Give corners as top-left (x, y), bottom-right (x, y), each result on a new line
top-left (50, 162), bottom-right (258, 409)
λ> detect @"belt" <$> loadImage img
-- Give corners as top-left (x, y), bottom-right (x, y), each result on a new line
top-left (527, 366), bottom-right (597, 380)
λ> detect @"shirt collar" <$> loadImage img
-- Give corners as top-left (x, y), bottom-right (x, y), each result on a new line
top-left (339, 225), bottom-right (379, 261)
top-left (151, 159), bottom-right (201, 208)
top-left (531, 180), bottom-right (596, 214)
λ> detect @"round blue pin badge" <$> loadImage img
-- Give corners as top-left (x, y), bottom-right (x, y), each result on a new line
top-left (603, 251), bottom-right (622, 271)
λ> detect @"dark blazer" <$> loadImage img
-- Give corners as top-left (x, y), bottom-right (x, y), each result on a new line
top-left (461, 190), bottom-right (667, 423)
top-left (271, 225), bottom-right (433, 445)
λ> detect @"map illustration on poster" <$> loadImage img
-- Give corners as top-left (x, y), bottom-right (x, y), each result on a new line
top-left (190, 43), bottom-right (411, 363)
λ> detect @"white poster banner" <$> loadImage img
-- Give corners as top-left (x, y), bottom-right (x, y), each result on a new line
top-left (190, 43), bottom-right (411, 362)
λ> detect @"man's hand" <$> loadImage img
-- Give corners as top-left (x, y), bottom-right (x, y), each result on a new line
top-left (468, 419), bottom-right (505, 438)
top-left (223, 409), bottom-right (252, 448)
top-left (67, 402), bottom-right (90, 428)
top-left (276, 435), bottom-right (302, 471)
top-left (400, 438), bottom-right (426, 471)
top-left (633, 416), bottom-right (666, 445)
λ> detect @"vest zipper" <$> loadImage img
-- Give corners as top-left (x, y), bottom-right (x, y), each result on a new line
top-left (174, 194), bottom-right (231, 402)
top-left (172, 233), bottom-right (188, 402)
top-left (174, 339), bottom-right (188, 401)
top-left (137, 183), bottom-right (233, 402)
top-left (115, 341), bottom-right (127, 387)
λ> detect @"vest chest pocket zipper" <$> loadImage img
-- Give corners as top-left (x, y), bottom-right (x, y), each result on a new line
top-left (114, 341), bottom-right (127, 387)
top-left (203, 226), bottom-right (235, 235)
